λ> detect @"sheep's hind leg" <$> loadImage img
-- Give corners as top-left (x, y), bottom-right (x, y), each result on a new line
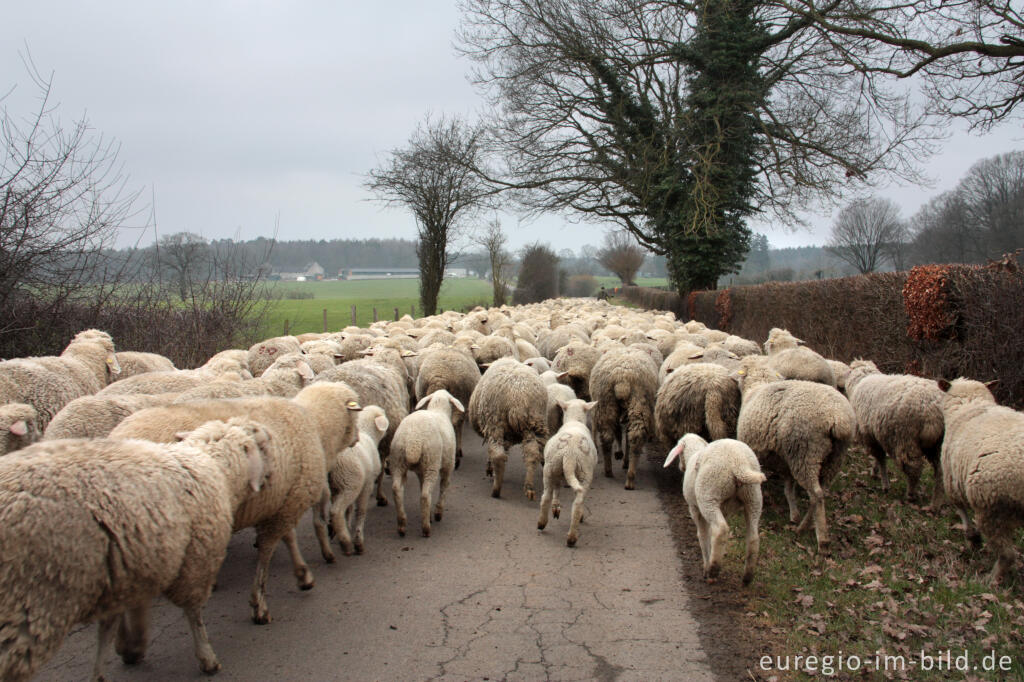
top-left (312, 485), bottom-right (335, 563)
top-left (183, 604), bottom-right (221, 674)
top-left (954, 505), bottom-right (982, 549)
top-left (250, 523), bottom-right (291, 624)
top-left (538, 462), bottom-right (556, 530)
top-left (92, 614), bottom-right (119, 682)
top-left (566, 484), bottom-right (587, 547)
top-left (435, 463), bottom-right (453, 522)
top-left (488, 440), bottom-right (508, 498)
top-left (599, 435), bottom-right (615, 478)
top-left (282, 528), bottom-right (315, 589)
top-left (977, 514), bottom-right (1016, 585)
top-left (782, 475), bottom-right (801, 523)
top-left (742, 490), bottom-right (763, 586)
top-left (115, 603), bottom-right (150, 664)
top-left (419, 469), bottom-right (438, 537)
top-left (392, 468), bottom-right (408, 537)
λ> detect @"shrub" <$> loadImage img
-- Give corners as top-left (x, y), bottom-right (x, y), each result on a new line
top-left (514, 243), bottom-right (560, 304)
top-left (565, 274), bottom-right (599, 298)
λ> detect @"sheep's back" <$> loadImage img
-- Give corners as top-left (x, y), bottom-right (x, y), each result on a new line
top-left (850, 374), bottom-right (944, 449)
top-left (469, 362), bottom-right (548, 442)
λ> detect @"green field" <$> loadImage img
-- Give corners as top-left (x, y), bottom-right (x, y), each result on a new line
top-left (261, 278), bottom-right (495, 336)
top-left (258, 276), bottom-right (670, 337)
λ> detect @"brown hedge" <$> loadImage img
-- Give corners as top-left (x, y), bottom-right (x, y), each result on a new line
top-left (620, 267), bottom-right (1024, 408)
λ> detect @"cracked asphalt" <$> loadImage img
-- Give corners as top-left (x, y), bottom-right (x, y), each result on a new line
top-left (34, 430), bottom-right (714, 681)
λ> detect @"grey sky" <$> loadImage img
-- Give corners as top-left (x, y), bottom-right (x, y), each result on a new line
top-left (3, 2), bottom-right (1020, 255)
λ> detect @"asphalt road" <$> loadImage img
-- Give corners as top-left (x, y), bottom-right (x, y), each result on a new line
top-left (35, 429), bottom-right (714, 681)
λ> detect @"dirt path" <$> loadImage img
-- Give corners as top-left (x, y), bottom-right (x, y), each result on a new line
top-left (35, 431), bottom-right (726, 681)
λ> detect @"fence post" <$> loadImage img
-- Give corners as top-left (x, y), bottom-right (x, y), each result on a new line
top-left (322, 308), bottom-right (328, 333)
top-left (283, 319), bottom-right (290, 335)
top-left (372, 307), bottom-right (378, 323)
top-left (411, 304), bottom-right (415, 318)
top-left (350, 305), bottom-right (356, 326)
top-left (393, 307), bottom-right (399, 321)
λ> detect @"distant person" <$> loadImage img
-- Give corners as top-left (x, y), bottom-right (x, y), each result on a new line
top-left (597, 286), bottom-right (609, 300)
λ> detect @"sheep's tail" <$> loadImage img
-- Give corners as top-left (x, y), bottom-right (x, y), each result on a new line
top-left (614, 381), bottom-right (631, 401)
top-left (404, 442), bottom-right (422, 467)
top-left (562, 436), bottom-right (587, 493)
top-left (734, 468), bottom-right (767, 487)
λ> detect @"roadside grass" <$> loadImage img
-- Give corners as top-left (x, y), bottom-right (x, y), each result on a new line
top-left (721, 446), bottom-right (1024, 680)
top-left (260, 278), bottom-right (493, 336)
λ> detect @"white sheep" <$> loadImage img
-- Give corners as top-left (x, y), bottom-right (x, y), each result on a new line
top-left (112, 350), bottom-right (176, 379)
top-left (938, 378), bottom-right (1023, 584)
top-left (654, 362), bottom-right (741, 444)
top-left (0, 418), bottom-right (274, 681)
top-left (663, 434), bottom-right (765, 585)
top-left (246, 335), bottom-right (303, 377)
top-left (42, 393), bottom-right (179, 441)
top-left (389, 389), bottom-right (464, 537)
top-left (172, 353), bottom-right (315, 402)
top-left (735, 355), bottom-right (855, 552)
top-left (0, 403), bottom-right (38, 456)
top-left (328, 406), bottom-right (388, 555)
top-left (537, 398), bottom-right (598, 547)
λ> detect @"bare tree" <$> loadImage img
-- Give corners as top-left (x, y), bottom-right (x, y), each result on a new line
top-left (1, 57), bottom-right (144, 332)
top-left (596, 230), bottom-right (646, 286)
top-left (473, 217), bottom-right (511, 306)
top-left (457, 0), bottom-right (936, 292)
top-left (155, 231), bottom-right (210, 302)
top-left (826, 197), bottom-right (905, 274)
top-left (773, 0), bottom-right (1024, 128)
top-left (365, 115), bottom-right (489, 316)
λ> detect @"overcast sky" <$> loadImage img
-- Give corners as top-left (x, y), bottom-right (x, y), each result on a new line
top-left (3, 2), bottom-right (1020, 254)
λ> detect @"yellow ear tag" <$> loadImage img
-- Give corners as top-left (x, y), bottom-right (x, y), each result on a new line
top-left (346, 401), bottom-right (359, 408)
top-left (737, 370), bottom-right (746, 376)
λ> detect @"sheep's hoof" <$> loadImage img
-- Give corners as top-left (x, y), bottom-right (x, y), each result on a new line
top-left (119, 650), bottom-right (144, 666)
top-left (422, 527), bottom-right (431, 538)
top-left (525, 489), bottom-right (536, 501)
top-left (434, 511), bottom-right (443, 521)
top-left (624, 480), bottom-right (635, 491)
top-left (354, 541), bottom-right (364, 555)
top-left (200, 658), bottom-right (222, 675)
top-left (604, 469), bottom-right (613, 478)
top-left (455, 452), bottom-right (462, 470)
top-left (252, 610), bottom-right (271, 625)
top-left (377, 497), bottom-right (389, 507)
top-left (322, 551), bottom-right (335, 564)
top-left (614, 451), bottom-right (623, 461)
top-left (966, 531), bottom-right (983, 550)
top-left (491, 489), bottom-right (501, 499)
top-left (552, 507), bottom-right (560, 519)
top-left (566, 535), bottom-right (578, 547)
top-left (706, 563), bottom-right (720, 580)
top-left (816, 540), bottom-right (831, 555)
top-left (742, 571), bottom-right (754, 586)
top-left (538, 520), bottom-right (547, 531)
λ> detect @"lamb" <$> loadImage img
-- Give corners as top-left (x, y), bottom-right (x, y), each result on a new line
top-left (734, 355), bottom-right (855, 551)
top-left (827, 360), bottom-right (852, 394)
top-left (589, 346), bottom-right (659, 489)
top-left (112, 350), bottom-right (176, 379)
top-left (202, 349), bottom-right (252, 378)
top-left (246, 335), bottom-right (302, 377)
top-left (0, 418), bottom-right (274, 681)
top-left (468, 358), bottom-right (549, 499)
top-left (551, 340), bottom-right (601, 400)
top-left (328, 406), bottom-right (388, 555)
top-left (389, 390), bottom-right (464, 537)
top-left (472, 334), bottom-right (519, 367)
top-left (109, 382), bottom-right (364, 624)
top-left (763, 327), bottom-right (803, 354)
top-left (937, 378), bottom-right (1024, 584)
top-left (523, 356), bottom-right (552, 374)
top-left (845, 360), bottom-right (946, 505)
top-left (537, 398), bottom-right (598, 547)
top-left (414, 345), bottom-right (481, 468)
top-left (767, 346), bottom-right (836, 387)
top-left (42, 393), bottom-right (179, 441)
top-left (663, 433), bottom-right (765, 584)
top-left (317, 358), bottom-right (410, 506)
top-left (658, 342), bottom-right (708, 382)
top-left (30, 329), bottom-right (121, 395)
top-left (722, 335), bottom-right (761, 358)
top-left (654, 362), bottom-right (741, 445)
top-left (0, 403), bottom-right (38, 456)
top-left (98, 365), bottom-right (247, 396)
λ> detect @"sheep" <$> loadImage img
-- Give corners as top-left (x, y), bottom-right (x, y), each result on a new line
top-left (109, 382), bottom-right (363, 624)
top-left (763, 327), bottom-right (803, 354)
top-left (523, 356), bottom-right (552, 374)
top-left (0, 403), bottom-right (38, 456)
top-left (845, 360), bottom-right (946, 505)
top-left (0, 418), bottom-right (274, 681)
top-left (589, 347), bottom-right (659, 490)
top-left (414, 345), bottom-right (481, 468)
top-left (537, 398), bottom-right (598, 547)
top-left (389, 390), bottom-right (464, 537)
top-left (767, 346), bottom-right (836, 387)
top-left (734, 355), bottom-right (855, 551)
top-left (937, 378), bottom-right (1023, 584)
top-left (552, 341), bottom-right (601, 399)
top-left (30, 329), bottom-right (121, 395)
top-left (42, 393), bottom-right (179, 441)
top-left (663, 433), bottom-right (765, 584)
top-left (827, 359), bottom-right (852, 394)
top-left (471, 334), bottom-right (519, 367)
top-left (98, 365), bottom-right (247, 396)
top-left (172, 353), bottom-right (315, 402)
top-left (317, 358), bottom-right (410, 506)
top-left (468, 358), bottom-right (549, 499)
top-left (654, 362), bottom-right (741, 445)
top-left (328, 406), bottom-right (388, 555)
top-left (202, 348), bottom-right (252, 378)
top-left (546, 382), bottom-right (577, 435)
top-left (246, 335), bottom-right (302, 377)
top-left (722, 335), bottom-right (761, 358)
top-left (112, 350), bottom-right (175, 379)
top-left (658, 342), bottom-right (708, 382)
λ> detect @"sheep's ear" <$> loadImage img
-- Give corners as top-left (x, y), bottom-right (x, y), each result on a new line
top-left (663, 441), bottom-right (684, 468)
top-left (415, 395), bottom-right (431, 411)
top-left (556, 398), bottom-right (568, 410)
top-left (664, 367), bottom-right (674, 375)
top-left (8, 420), bottom-right (28, 437)
top-left (359, 349), bottom-right (374, 356)
top-left (298, 363), bottom-right (315, 380)
top-left (246, 440), bottom-right (268, 492)
top-left (937, 379), bottom-right (952, 393)
top-left (333, 353), bottom-right (344, 359)
top-left (583, 401), bottom-right (597, 412)
top-left (345, 400), bottom-right (363, 412)
top-left (480, 362), bottom-right (492, 370)
top-left (174, 431), bottom-right (191, 442)
top-left (449, 396), bottom-right (466, 414)
top-left (688, 352), bottom-right (703, 359)
top-left (984, 380), bottom-right (999, 390)
top-left (796, 338), bottom-right (805, 346)
top-left (374, 414), bottom-right (389, 432)
top-left (401, 350), bottom-right (418, 357)
top-left (556, 371), bottom-right (569, 380)
top-left (106, 352), bottom-right (122, 375)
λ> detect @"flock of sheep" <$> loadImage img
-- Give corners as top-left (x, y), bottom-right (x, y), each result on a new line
top-left (1, 297), bottom-right (1021, 680)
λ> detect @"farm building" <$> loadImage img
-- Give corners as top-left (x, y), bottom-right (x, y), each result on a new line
top-left (276, 262), bottom-right (326, 281)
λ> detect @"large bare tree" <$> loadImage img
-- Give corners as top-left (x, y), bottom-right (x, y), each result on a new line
top-left (365, 115), bottom-right (489, 316)
top-left (772, 0), bottom-right (1024, 128)
top-left (597, 230), bottom-right (646, 285)
top-left (826, 196), bottom-right (905, 273)
top-left (457, 0), bottom-right (935, 291)
top-left (155, 231), bottom-right (210, 302)
top-left (473, 217), bottom-right (512, 306)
